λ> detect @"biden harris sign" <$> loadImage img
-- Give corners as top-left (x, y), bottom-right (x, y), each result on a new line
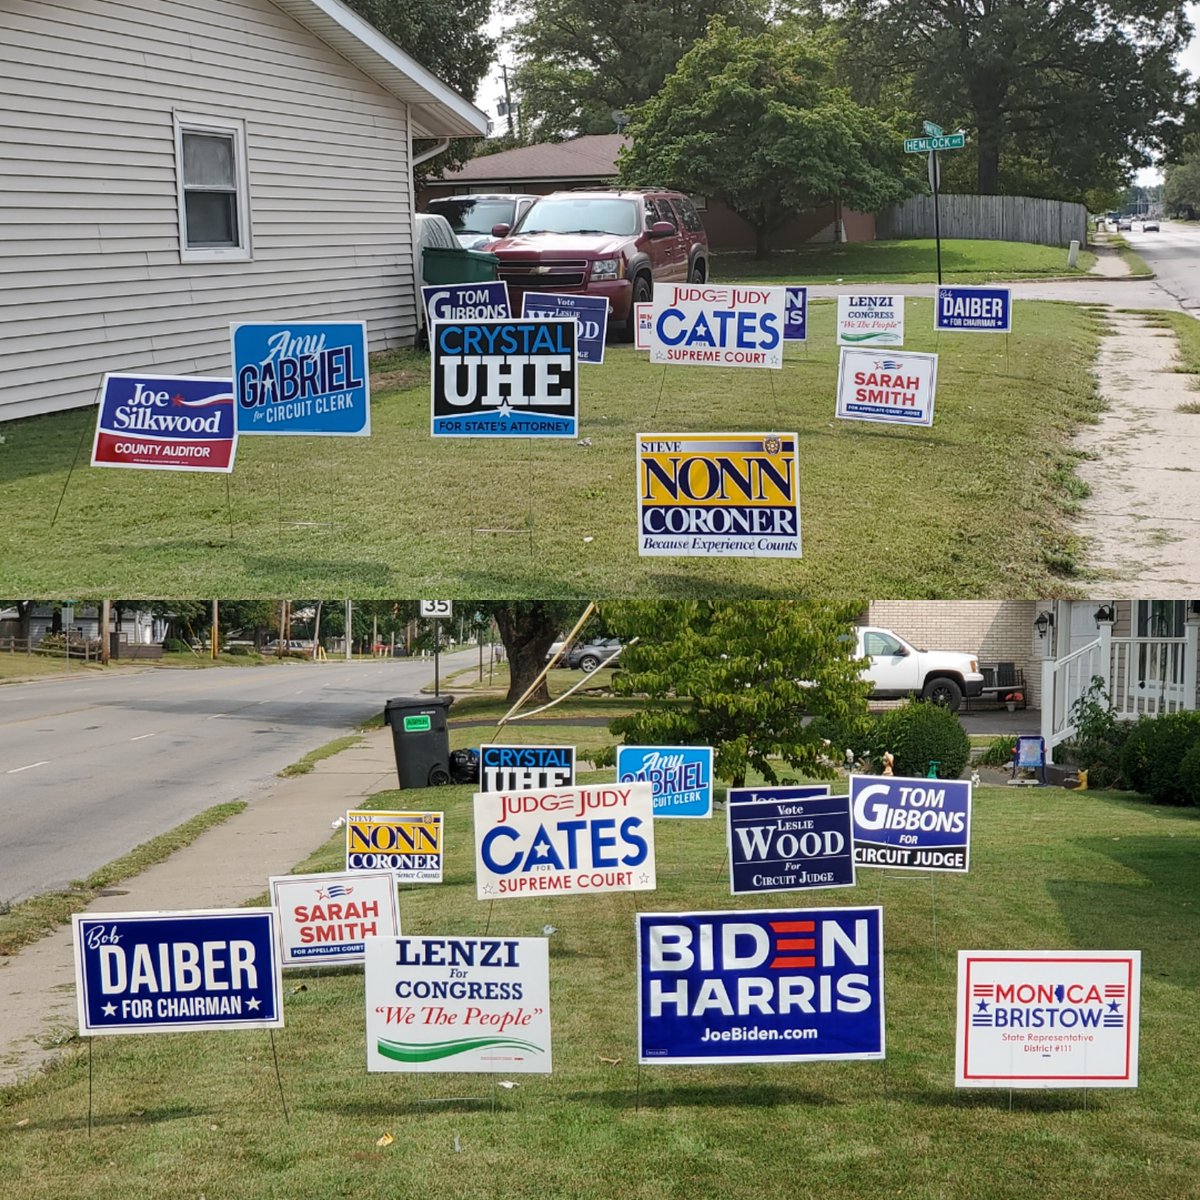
top-left (232, 321), bottom-right (370, 436)
top-left (473, 783), bottom-right (656, 900)
top-left (72, 909), bottom-right (283, 1035)
top-left (637, 907), bottom-right (884, 1065)
top-left (637, 433), bottom-right (801, 558)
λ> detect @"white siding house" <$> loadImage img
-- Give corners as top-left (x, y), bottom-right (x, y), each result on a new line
top-left (0, 0), bottom-right (487, 422)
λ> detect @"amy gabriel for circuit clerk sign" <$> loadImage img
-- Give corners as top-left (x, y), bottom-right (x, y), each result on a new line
top-left (430, 317), bottom-right (578, 437)
top-left (637, 907), bottom-right (884, 1065)
top-left (232, 320), bottom-right (369, 436)
top-left (473, 782), bottom-right (656, 899)
top-left (636, 432), bottom-right (801, 558)
top-left (72, 909), bottom-right (283, 1035)
top-left (616, 745), bottom-right (713, 818)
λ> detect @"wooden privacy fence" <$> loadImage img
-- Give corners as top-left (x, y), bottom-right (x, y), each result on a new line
top-left (878, 194), bottom-right (1087, 248)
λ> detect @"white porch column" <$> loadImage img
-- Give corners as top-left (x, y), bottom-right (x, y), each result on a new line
top-left (1185, 623), bottom-right (1199, 711)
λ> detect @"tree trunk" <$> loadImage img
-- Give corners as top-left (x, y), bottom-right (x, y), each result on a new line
top-left (976, 138), bottom-right (1000, 195)
top-left (754, 224), bottom-right (770, 259)
top-left (15, 601), bottom-right (32, 642)
top-left (491, 603), bottom-right (562, 705)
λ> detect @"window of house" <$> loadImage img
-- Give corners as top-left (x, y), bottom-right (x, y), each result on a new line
top-left (174, 113), bottom-right (250, 262)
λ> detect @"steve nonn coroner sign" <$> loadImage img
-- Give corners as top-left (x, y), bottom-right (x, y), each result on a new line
top-left (430, 317), bottom-right (578, 437)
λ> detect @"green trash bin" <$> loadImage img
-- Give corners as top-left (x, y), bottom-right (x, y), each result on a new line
top-left (422, 246), bottom-right (499, 285)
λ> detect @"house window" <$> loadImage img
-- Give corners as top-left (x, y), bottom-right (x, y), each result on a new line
top-left (174, 113), bottom-right (250, 262)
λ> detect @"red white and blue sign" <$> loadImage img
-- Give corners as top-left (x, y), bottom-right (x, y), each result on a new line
top-left (727, 784), bottom-right (830, 805)
top-left (726, 789), bottom-right (855, 894)
top-left (521, 292), bottom-right (609, 364)
top-left (422, 281), bottom-right (512, 325)
top-left (835, 348), bottom-right (938, 426)
top-left (935, 286), bottom-right (1012, 333)
top-left (72, 909), bottom-right (284, 1035)
top-left (232, 320), bottom-right (370, 437)
top-left (616, 745), bottom-right (713, 818)
top-left (431, 318), bottom-right (578, 437)
top-left (637, 907), bottom-right (885, 1065)
top-left (91, 374), bottom-right (237, 472)
top-left (850, 774), bottom-right (972, 872)
top-left (784, 286), bottom-right (808, 341)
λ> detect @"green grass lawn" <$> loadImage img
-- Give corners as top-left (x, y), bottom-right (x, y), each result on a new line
top-left (714, 238), bottom-right (1097, 283)
top-left (1, 782), bottom-right (1195, 1200)
top-left (0, 299), bottom-right (1103, 598)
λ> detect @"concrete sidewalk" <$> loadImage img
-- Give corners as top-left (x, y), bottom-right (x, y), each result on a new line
top-left (0, 728), bottom-right (399, 1087)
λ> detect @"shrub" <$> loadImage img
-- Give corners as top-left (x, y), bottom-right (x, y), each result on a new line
top-left (162, 638), bottom-right (191, 654)
top-left (806, 713), bottom-right (871, 762)
top-left (976, 735), bottom-right (1016, 769)
top-left (223, 644), bottom-right (258, 657)
top-left (1060, 677), bottom-right (1128, 789)
top-left (866, 701), bottom-right (970, 780)
top-left (1117, 711), bottom-right (1200, 804)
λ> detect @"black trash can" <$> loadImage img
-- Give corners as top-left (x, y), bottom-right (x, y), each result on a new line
top-left (383, 695), bottom-right (455, 788)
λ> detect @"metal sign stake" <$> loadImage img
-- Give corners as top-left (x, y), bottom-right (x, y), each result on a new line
top-left (269, 1029), bottom-right (290, 1122)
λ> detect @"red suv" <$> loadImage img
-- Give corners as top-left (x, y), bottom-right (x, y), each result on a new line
top-left (487, 189), bottom-right (710, 340)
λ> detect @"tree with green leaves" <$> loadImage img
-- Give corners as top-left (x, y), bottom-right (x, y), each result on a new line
top-left (818, 0), bottom-right (1191, 199)
top-left (601, 601), bottom-right (869, 787)
top-left (475, 602), bottom-right (592, 705)
top-left (1165, 139), bottom-right (1200, 218)
top-left (618, 20), bottom-right (915, 256)
top-left (506, 0), bottom-right (771, 141)
top-left (343, 0), bottom-right (497, 176)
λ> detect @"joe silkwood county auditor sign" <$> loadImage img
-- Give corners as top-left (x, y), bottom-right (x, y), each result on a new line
top-left (636, 432), bottom-right (801, 558)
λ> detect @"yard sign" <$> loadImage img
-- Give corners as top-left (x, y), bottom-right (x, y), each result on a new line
top-left (835, 348), bottom-right (938, 427)
top-left (650, 284), bottom-right (786, 369)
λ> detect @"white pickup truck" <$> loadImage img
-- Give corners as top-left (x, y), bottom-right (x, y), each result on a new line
top-left (856, 626), bottom-right (984, 713)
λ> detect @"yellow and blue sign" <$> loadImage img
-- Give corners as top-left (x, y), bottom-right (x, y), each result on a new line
top-left (726, 788), bottom-right (856, 894)
top-left (232, 320), bottom-right (370, 436)
top-left (616, 745), bottom-right (712, 818)
top-left (431, 317), bottom-right (578, 437)
top-left (935, 286), bottom-right (1012, 333)
top-left (637, 907), bottom-right (885, 1064)
top-left (521, 292), bottom-right (609, 364)
top-left (850, 774), bottom-right (972, 872)
top-left (637, 432), bottom-right (801, 558)
top-left (72, 909), bottom-right (283, 1035)
top-left (346, 810), bottom-right (444, 883)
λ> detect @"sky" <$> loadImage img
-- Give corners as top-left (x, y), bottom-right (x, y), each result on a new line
top-left (472, 9), bottom-right (1200, 184)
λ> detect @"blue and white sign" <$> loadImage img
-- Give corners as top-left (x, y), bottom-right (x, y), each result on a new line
top-left (72, 909), bottom-right (283, 1035)
top-left (727, 784), bottom-right (830, 806)
top-left (91, 373), bottom-right (237, 472)
top-left (650, 284), bottom-right (785, 369)
top-left (935, 286), bottom-right (1012, 333)
top-left (422, 281), bottom-right (512, 325)
top-left (480, 744), bottom-right (575, 792)
top-left (726, 790), bottom-right (855, 895)
top-left (616, 746), bottom-right (713, 818)
top-left (850, 774), bottom-right (972, 872)
top-left (232, 321), bottom-right (370, 436)
top-left (431, 318), bottom-right (578, 437)
top-left (637, 907), bottom-right (885, 1064)
top-left (784, 286), bottom-right (808, 341)
top-left (836, 348), bottom-right (938, 427)
top-left (521, 292), bottom-right (609, 364)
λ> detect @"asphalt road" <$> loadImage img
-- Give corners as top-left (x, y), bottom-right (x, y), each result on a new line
top-left (0, 653), bottom-right (471, 904)
top-left (1119, 220), bottom-right (1200, 313)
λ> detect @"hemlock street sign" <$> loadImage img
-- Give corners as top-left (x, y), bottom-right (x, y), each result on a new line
top-left (904, 133), bottom-right (966, 154)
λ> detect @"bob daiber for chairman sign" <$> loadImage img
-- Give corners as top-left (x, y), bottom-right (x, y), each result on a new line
top-left (637, 433), bottom-right (801, 558)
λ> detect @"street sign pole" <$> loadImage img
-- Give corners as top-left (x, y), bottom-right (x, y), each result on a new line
top-left (930, 150), bottom-right (943, 285)
top-left (434, 619), bottom-right (440, 698)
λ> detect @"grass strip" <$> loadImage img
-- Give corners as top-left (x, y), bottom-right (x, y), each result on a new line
top-left (278, 735), bottom-right (363, 777)
top-left (0, 802), bottom-right (246, 957)
top-left (2, 785), bottom-right (1196, 1200)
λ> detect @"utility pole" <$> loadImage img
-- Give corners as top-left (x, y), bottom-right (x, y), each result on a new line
top-left (211, 599), bottom-right (219, 660)
top-left (501, 64), bottom-right (514, 137)
top-left (345, 600), bottom-right (352, 660)
top-left (100, 599), bottom-right (111, 665)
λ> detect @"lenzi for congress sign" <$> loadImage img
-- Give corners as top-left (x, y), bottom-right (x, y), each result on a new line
top-left (365, 935), bottom-right (551, 1074)
top-left (637, 907), bottom-right (884, 1065)
top-left (72, 909), bottom-right (283, 1035)
top-left (956, 951), bottom-right (1140, 1088)
top-left (616, 745), bottom-right (713, 818)
top-left (232, 321), bottom-right (369, 436)
top-left (269, 870), bottom-right (399, 967)
top-left (850, 774), bottom-right (971, 872)
top-left (650, 285), bottom-right (785, 369)
top-left (473, 782), bottom-right (656, 899)
top-left (835, 348), bottom-right (938, 427)
top-left (637, 433), bottom-right (801, 558)
top-left (91, 374), bottom-right (237, 473)
top-left (430, 317), bottom-right (578, 437)
top-left (480, 744), bottom-right (575, 792)
top-left (837, 294), bottom-right (904, 346)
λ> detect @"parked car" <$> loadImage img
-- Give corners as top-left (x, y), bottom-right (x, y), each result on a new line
top-left (486, 189), bottom-right (710, 340)
top-left (1116, 218), bottom-right (1133, 231)
top-left (1140, 220), bottom-right (1159, 232)
top-left (565, 638), bottom-right (624, 672)
top-left (426, 193), bottom-right (539, 249)
top-left (262, 639), bottom-right (313, 656)
top-left (856, 627), bottom-right (983, 713)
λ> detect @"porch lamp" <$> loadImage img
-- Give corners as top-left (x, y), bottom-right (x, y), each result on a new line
top-left (1093, 604), bottom-right (1116, 626)
top-left (1034, 610), bottom-right (1054, 639)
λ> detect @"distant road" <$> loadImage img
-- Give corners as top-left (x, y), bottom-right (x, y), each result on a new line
top-left (0, 654), bottom-right (469, 903)
top-left (1120, 220), bottom-right (1200, 313)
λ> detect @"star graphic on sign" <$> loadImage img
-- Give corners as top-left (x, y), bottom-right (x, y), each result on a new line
top-left (638, 872), bottom-right (651, 885)
top-left (497, 401), bottom-right (514, 419)
top-left (102, 1002), bottom-right (117, 1017)
top-left (1108, 999), bottom-right (1122, 1014)
top-left (975, 999), bottom-right (990, 1014)
top-left (532, 837), bottom-right (552, 859)
top-left (482, 883), bottom-right (496, 896)
top-left (246, 997), bottom-right (261, 1012)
